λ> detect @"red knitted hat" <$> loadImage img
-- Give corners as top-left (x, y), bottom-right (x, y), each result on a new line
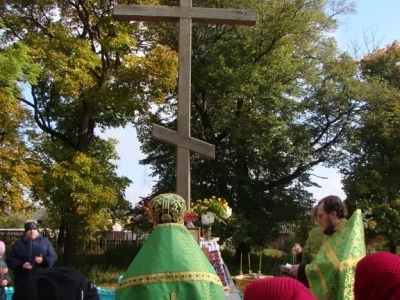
top-left (354, 252), bottom-right (400, 300)
top-left (243, 277), bottom-right (317, 300)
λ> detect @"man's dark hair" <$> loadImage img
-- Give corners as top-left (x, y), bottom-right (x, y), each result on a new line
top-left (318, 195), bottom-right (348, 219)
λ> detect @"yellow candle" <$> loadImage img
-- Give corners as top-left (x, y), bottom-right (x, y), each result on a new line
top-left (259, 252), bottom-right (262, 272)
top-left (248, 253), bottom-right (251, 271)
top-left (240, 253), bottom-right (243, 273)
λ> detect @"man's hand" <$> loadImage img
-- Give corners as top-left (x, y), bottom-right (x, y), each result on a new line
top-left (292, 244), bottom-right (302, 254)
top-left (0, 268), bottom-right (8, 276)
top-left (34, 255), bottom-right (43, 264)
top-left (0, 280), bottom-right (7, 286)
top-left (22, 262), bottom-right (32, 270)
top-left (289, 264), bottom-right (300, 279)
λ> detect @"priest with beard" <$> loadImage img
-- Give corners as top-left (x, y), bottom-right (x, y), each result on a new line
top-left (289, 195), bottom-right (366, 300)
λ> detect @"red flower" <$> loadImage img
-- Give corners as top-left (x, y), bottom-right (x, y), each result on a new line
top-left (184, 210), bottom-right (198, 223)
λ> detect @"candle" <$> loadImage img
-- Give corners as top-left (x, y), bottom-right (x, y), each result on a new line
top-left (248, 253), bottom-right (251, 271)
top-left (240, 253), bottom-right (243, 274)
top-left (259, 252), bottom-right (262, 273)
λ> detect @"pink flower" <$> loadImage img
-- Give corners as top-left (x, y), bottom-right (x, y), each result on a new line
top-left (184, 210), bottom-right (198, 223)
top-left (133, 215), bottom-right (142, 222)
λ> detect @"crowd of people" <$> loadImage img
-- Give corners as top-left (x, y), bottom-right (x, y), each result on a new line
top-left (0, 194), bottom-right (399, 299)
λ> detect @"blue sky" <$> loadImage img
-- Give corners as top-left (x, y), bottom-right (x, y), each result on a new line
top-left (100, 1), bottom-right (400, 204)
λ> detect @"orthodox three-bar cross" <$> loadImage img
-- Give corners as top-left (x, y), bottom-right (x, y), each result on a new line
top-left (114, 1), bottom-right (256, 207)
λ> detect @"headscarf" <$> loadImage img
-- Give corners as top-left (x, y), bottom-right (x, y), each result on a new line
top-left (354, 252), bottom-right (400, 300)
top-left (244, 277), bottom-right (317, 300)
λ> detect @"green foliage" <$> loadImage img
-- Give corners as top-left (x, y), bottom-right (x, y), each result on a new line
top-left (126, 197), bottom-right (153, 238)
top-left (0, 216), bottom-right (24, 229)
top-left (343, 42), bottom-right (400, 253)
top-left (221, 248), bottom-right (283, 276)
top-left (262, 248), bottom-right (282, 258)
top-left (86, 266), bottom-right (122, 286)
top-left (0, 42), bottom-right (43, 215)
top-left (0, 0), bottom-right (178, 264)
top-left (291, 215), bottom-right (316, 246)
top-left (40, 148), bottom-right (132, 244)
top-left (102, 243), bottom-right (142, 269)
top-left (138, 0), bottom-right (359, 247)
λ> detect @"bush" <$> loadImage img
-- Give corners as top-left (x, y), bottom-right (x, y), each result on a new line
top-left (102, 243), bottom-right (142, 269)
top-left (70, 243), bottom-right (142, 286)
top-left (86, 265), bottom-right (122, 286)
top-left (221, 248), bottom-right (284, 276)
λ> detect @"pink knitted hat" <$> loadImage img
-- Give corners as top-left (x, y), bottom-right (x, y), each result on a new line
top-left (244, 277), bottom-right (317, 300)
top-left (354, 252), bottom-right (400, 300)
top-left (0, 241), bottom-right (5, 255)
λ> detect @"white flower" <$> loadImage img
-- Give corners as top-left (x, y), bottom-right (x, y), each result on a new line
top-left (362, 210), bottom-right (373, 229)
top-left (220, 207), bottom-right (232, 219)
top-left (201, 212), bottom-right (215, 225)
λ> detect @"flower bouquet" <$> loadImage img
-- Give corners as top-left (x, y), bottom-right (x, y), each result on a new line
top-left (128, 196), bottom-right (153, 240)
top-left (185, 196), bottom-right (232, 240)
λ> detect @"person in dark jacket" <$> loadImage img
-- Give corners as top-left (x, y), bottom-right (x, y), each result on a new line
top-left (0, 241), bottom-right (11, 300)
top-left (6, 220), bottom-right (57, 291)
top-left (11, 267), bottom-right (100, 300)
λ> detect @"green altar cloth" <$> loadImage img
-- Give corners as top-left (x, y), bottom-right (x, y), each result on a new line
top-left (305, 209), bottom-right (366, 300)
top-left (115, 223), bottom-right (225, 300)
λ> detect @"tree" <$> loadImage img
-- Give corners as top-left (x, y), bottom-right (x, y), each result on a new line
top-left (0, 42), bottom-right (43, 216)
top-left (0, 0), bottom-right (178, 265)
top-left (342, 42), bottom-right (400, 253)
top-left (138, 0), bottom-right (362, 247)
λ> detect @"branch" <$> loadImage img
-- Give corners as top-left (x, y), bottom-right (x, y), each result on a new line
top-left (265, 157), bottom-right (326, 190)
top-left (17, 95), bottom-right (77, 150)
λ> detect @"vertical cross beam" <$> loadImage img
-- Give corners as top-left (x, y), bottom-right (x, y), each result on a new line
top-left (176, 0), bottom-right (192, 207)
top-left (114, 2), bottom-right (257, 208)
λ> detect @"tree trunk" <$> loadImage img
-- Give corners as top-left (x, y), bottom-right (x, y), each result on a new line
top-left (77, 100), bottom-right (94, 152)
top-left (57, 218), bottom-right (65, 253)
top-left (64, 226), bottom-right (77, 267)
top-left (62, 99), bottom-right (95, 266)
top-left (388, 240), bottom-right (397, 254)
top-left (235, 242), bottom-right (251, 264)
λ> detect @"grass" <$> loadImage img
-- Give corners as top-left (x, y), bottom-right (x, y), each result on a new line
top-left (75, 244), bottom-right (287, 287)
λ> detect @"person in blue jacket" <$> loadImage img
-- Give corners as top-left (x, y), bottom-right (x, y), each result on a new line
top-left (6, 220), bottom-right (57, 291)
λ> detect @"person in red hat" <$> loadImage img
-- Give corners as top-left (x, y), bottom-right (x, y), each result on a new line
top-left (354, 252), bottom-right (400, 300)
top-left (243, 277), bottom-right (317, 300)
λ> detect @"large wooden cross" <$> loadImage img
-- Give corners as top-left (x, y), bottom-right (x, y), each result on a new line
top-left (114, 1), bottom-right (256, 208)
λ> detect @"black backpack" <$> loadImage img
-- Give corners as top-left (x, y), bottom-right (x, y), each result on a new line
top-left (12, 267), bottom-right (100, 300)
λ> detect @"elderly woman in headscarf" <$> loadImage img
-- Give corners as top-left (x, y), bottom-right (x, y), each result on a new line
top-left (354, 252), bottom-right (400, 300)
top-left (244, 277), bottom-right (317, 300)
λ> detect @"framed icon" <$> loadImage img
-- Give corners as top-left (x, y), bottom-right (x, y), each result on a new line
top-left (187, 227), bottom-right (200, 244)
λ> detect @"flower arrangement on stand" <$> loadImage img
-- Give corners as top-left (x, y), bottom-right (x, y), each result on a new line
top-left (185, 196), bottom-right (232, 240)
top-left (127, 196), bottom-right (153, 242)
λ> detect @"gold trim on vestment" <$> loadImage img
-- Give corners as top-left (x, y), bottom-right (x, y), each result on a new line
top-left (117, 271), bottom-right (223, 290)
top-left (324, 241), bottom-right (340, 269)
top-left (311, 264), bottom-right (329, 299)
top-left (339, 257), bottom-right (363, 271)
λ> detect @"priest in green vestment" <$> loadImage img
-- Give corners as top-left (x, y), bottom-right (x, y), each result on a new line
top-left (301, 226), bottom-right (327, 264)
top-left (293, 207), bottom-right (327, 264)
top-left (290, 195), bottom-right (366, 300)
top-left (115, 193), bottom-right (226, 300)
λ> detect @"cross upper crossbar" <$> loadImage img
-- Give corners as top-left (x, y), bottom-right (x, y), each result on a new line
top-left (114, 5), bottom-right (257, 25)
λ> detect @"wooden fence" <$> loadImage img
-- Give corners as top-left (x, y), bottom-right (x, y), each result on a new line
top-left (0, 229), bottom-right (144, 253)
